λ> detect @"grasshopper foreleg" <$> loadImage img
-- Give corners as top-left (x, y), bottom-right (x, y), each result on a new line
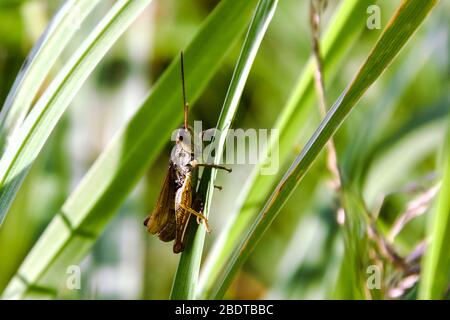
top-left (191, 159), bottom-right (232, 173)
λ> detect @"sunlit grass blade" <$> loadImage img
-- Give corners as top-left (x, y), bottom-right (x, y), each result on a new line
top-left (0, 0), bottom-right (100, 146)
top-left (0, 0), bottom-right (152, 226)
top-left (198, 0), bottom-right (377, 299)
top-left (0, 118), bottom-right (70, 293)
top-left (2, 0), bottom-right (260, 299)
top-left (199, 0), bottom-right (439, 299)
top-left (419, 119), bottom-right (450, 299)
top-left (170, 0), bottom-right (278, 300)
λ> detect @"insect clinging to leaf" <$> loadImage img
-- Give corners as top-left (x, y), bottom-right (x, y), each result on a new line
top-left (143, 52), bottom-right (231, 254)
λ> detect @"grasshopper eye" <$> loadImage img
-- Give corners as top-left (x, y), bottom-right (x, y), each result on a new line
top-left (178, 135), bottom-right (183, 142)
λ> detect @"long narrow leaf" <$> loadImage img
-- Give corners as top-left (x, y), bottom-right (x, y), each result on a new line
top-left (0, 0), bottom-right (100, 145)
top-left (0, 0), bottom-right (152, 226)
top-left (200, 0), bottom-right (439, 299)
top-left (419, 119), bottom-right (450, 299)
top-left (170, 0), bottom-right (278, 300)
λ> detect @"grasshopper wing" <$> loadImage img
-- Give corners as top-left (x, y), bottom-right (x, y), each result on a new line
top-left (158, 209), bottom-right (176, 242)
top-left (144, 165), bottom-right (176, 241)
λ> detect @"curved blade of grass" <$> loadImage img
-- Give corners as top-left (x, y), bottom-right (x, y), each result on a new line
top-left (2, 0), bottom-right (260, 299)
top-left (0, 0), bottom-right (152, 226)
top-left (419, 119), bottom-right (450, 299)
top-left (170, 0), bottom-right (278, 300)
top-left (198, 0), bottom-right (377, 299)
top-left (200, 0), bottom-right (439, 299)
top-left (0, 0), bottom-right (100, 147)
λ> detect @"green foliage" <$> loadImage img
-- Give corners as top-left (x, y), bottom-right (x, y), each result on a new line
top-left (198, 0), bottom-right (376, 299)
top-left (0, 0), bottom-right (100, 144)
top-left (198, 0), bottom-right (439, 299)
top-left (0, 0), bottom-right (151, 225)
top-left (0, 0), bottom-right (446, 300)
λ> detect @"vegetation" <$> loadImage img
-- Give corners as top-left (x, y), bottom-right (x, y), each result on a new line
top-left (0, 0), bottom-right (448, 299)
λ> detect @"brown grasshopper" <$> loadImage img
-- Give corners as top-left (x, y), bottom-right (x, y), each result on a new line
top-left (144, 52), bottom-right (231, 254)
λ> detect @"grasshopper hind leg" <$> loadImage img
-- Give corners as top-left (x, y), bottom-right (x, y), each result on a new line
top-left (172, 196), bottom-right (210, 253)
top-left (180, 204), bottom-right (211, 233)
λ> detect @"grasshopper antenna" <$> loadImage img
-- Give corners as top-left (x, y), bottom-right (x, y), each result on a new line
top-left (180, 51), bottom-right (188, 130)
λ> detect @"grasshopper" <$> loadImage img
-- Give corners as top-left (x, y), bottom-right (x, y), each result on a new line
top-left (144, 52), bottom-right (231, 254)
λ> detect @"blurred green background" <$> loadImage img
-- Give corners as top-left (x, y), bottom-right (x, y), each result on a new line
top-left (0, 0), bottom-right (448, 299)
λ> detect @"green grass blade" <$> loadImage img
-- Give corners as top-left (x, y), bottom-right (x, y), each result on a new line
top-left (0, 0), bottom-right (152, 226)
top-left (0, 0), bottom-right (100, 145)
top-left (170, 0), bottom-right (278, 300)
top-left (200, 0), bottom-right (439, 299)
top-left (198, 0), bottom-right (376, 299)
top-left (2, 0), bottom-right (260, 299)
top-left (419, 120), bottom-right (450, 299)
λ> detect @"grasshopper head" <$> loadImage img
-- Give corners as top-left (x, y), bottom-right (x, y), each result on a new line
top-left (175, 126), bottom-right (195, 152)
top-left (171, 126), bottom-right (200, 168)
